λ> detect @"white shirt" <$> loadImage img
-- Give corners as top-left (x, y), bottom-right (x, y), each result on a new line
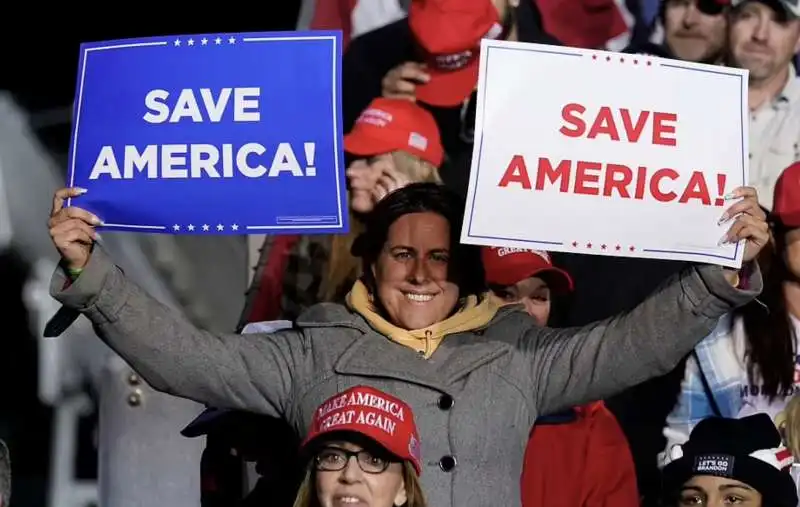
top-left (749, 66), bottom-right (800, 208)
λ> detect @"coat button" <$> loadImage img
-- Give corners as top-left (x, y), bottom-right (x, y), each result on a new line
top-left (127, 389), bottom-right (143, 407)
top-left (439, 455), bottom-right (457, 472)
top-left (438, 394), bottom-right (454, 410)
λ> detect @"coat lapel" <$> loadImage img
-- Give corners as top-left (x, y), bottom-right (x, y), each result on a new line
top-left (434, 308), bottom-right (526, 383)
top-left (333, 332), bottom-right (451, 392)
top-left (435, 334), bottom-right (512, 384)
top-left (334, 329), bottom-right (513, 389)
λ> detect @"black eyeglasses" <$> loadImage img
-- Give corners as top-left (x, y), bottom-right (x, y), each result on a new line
top-left (313, 447), bottom-right (394, 474)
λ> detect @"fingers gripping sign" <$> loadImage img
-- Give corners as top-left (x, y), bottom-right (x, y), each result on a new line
top-left (718, 186), bottom-right (770, 264)
top-left (49, 187), bottom-right (103, 271)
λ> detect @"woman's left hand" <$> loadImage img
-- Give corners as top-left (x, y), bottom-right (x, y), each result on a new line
top-left (719, 186), bottom-right (769, 264)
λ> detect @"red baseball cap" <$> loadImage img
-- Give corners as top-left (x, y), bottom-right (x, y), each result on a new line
top-left (482, 247), bottom-right (574, 294)
top-left (301, 385), bottom-right (423, 475)
top-left (409, 0), bottom-right (505, 107)
top-left (773, 162), bottom-right (800, 228)
top-left (344, 97), bottom-right (444, 167)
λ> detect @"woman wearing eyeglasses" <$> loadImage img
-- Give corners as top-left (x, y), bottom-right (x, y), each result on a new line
top-left (293, 385), bottom-right (427, 507)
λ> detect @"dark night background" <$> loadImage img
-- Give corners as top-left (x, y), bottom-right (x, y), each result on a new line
top-left (1, 5), bottom-right (303, 161)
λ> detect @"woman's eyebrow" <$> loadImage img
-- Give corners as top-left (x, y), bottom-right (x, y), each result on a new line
top-left (719, 484), bottom-right (755, 492)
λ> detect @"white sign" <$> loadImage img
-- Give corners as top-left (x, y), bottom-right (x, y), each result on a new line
top-left (461, 39), bottom-right (749, 269)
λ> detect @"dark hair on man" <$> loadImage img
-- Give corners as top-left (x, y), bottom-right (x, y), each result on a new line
top-left (351, 182), bottom-right (486, 297)
top-left (0, 440), bottom-right (10, 507)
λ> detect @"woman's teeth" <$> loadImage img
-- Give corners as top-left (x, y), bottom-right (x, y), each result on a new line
top-left (405, 293), bottom-right (434, 302)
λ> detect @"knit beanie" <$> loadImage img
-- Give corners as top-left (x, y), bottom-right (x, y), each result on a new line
top-left (662, 414), bottom-right (797, 507)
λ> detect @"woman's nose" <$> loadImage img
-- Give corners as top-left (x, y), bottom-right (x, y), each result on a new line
top-left (407, 259), bottom-right (431, 283)
top-left (345, 166), bottom-right (362, 180)
top-left (346, 160), bottom-right (369, 177)
top-left (339, 456), bottom-right (364, 483)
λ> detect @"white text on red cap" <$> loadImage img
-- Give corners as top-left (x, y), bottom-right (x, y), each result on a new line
top-left (358, 108), bottom-right (393, 128)
top-left (318, 391), bottom-right (406, 422)
top-left (320, 407), bottom-right (400, 436)
top-left (495, 247), bottom-right (551, 264)
top-left (434, 50), bottom-right (475, 70)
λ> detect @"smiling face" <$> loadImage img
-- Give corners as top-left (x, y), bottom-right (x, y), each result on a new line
top-left (372, 212), bottom-right (460, 330)
top-left (677, 476), bottom-right (763, 507)
top-left (315, 441), bottom-right (407, 507)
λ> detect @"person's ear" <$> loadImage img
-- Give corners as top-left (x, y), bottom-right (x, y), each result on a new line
top-left (393, 476), bottom-right (408, 506)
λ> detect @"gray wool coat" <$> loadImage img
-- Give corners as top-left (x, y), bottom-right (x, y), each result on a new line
top-left (50, 248), bottom-right (761, 507)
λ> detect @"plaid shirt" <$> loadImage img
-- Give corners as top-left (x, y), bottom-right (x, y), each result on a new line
top-left (279, 235), bottom-right (335, 321)
top-left (660, 313), bottom-right (746, 466)
top-left (239, 235), bottom-right (354, 328)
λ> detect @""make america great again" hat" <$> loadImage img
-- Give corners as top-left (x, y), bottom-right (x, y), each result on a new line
top-left (302, 385), bottom-right (423, 475)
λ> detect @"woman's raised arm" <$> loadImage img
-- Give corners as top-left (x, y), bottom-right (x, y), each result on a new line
top-left (47, 188), bottom-right (307, 417)
top-left (524, 186), bottom-right (769, 415)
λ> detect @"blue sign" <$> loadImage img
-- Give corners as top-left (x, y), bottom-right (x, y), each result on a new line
top-left (66, 31), bottom-right (348, 235)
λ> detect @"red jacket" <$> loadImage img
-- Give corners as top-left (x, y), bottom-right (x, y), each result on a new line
top-left (521, 401), bottom-right (639, 507)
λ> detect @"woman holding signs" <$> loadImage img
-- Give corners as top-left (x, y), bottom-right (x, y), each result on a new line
top-left (196, 96), bottom-right (446, 505)
top-left (47, 179), bottom-right (768, 506)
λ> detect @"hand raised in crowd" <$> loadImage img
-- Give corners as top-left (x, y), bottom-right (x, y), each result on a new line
top-left (381, 62), bottom-right (430, 101)
top-left (372, 164), bottom-right (412, 203)
top-left (719, 186), bottom-right (770, 264)
top-left (347, 157), bottom-right (412, 214)
top-left (48, 187), bottom-right (102, 270)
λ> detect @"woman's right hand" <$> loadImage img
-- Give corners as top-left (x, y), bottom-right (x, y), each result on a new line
top-left (372, 165), bottom-right (411, 203)
top-left (381, 62), bottom-right (430, 101)
top-left (48, 187), bottom-right (102, 270)
top-left (346, 157), bottom-right (412, 214)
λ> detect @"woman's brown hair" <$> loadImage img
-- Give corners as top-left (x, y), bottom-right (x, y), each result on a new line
top-left (291, 461), bottom-right (427, 507)
top-left (739, 221), bottom-right (798, 400)
top-left (318, 151), bottom-right (442, 302)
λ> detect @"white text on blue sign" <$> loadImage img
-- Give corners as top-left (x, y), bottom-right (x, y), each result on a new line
top-left (88, 87), bottom-right (317, 180)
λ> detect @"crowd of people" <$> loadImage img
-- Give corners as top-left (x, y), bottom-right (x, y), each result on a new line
top-left (33, 0), bottom-right (800, 505)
